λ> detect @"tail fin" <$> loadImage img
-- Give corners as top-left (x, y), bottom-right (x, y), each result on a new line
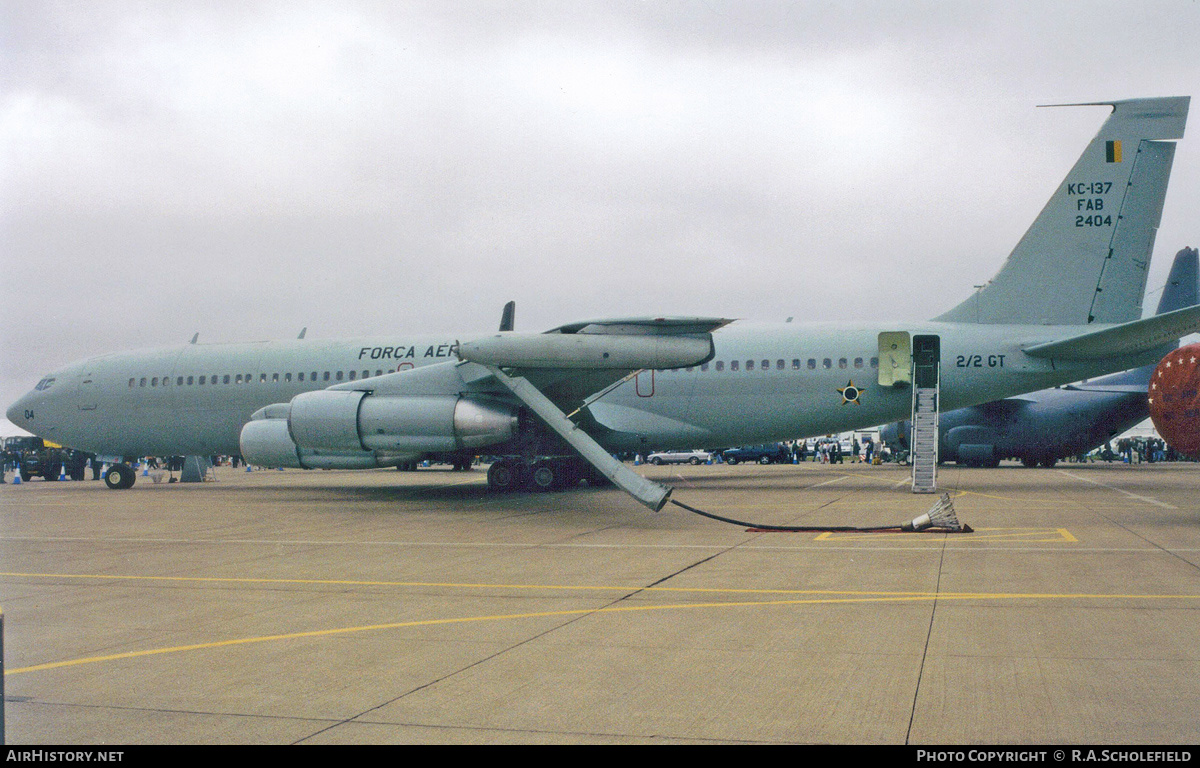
top-left (1078, 246), bottom-right (1199, 388)
top-left (1155, 246), bottom-right (1199, 315)
top-left (936, 97), bottom-right (1189, 325)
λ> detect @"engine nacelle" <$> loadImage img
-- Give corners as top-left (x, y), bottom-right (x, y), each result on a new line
top-left (240, 391), bottom-right (520, 469)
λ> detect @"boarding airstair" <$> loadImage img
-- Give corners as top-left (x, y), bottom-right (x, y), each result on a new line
top-left (910, 336), bottom-right (940, 493)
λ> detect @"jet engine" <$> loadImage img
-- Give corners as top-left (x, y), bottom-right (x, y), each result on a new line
top-left (240, 390), bottom-right (521, 469)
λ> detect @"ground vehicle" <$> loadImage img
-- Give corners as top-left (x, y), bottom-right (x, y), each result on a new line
top-left (2, 436), bottom-right (89, 481)
top-left (645, 449), bottom-right (711, 465)
top-left (722, 443), bottom-right (790, 464)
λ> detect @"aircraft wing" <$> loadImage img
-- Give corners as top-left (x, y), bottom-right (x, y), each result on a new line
top-left (457, 316), bottom-right (732, 408)
top-left (453, 316), bottom-right (733, 510)
top-left (1021, 305), bottom-right (1200, 361)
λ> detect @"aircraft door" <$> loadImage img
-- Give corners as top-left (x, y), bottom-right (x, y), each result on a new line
top-left (912, 335), bottom-right (941, 389)
top-left (877, 332), bottom-right (911, 387)
top-left (78, 371), bottom-right (98, 411)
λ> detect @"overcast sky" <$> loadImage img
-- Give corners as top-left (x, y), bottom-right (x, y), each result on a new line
top-left (3, 1), bottom-right (1200, 427)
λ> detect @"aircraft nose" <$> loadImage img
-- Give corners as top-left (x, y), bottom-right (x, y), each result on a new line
top-left (7, 393), bottom-right (32, 429)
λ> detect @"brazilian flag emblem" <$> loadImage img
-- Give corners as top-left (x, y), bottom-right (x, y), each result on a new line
top-left (1105, 140), bottom-right (1122, 163)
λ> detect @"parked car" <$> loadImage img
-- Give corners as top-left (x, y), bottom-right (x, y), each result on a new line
top-left (722, 443), bottom-right (790, 465)
top-left (646, 449), bottom-right (711, 465)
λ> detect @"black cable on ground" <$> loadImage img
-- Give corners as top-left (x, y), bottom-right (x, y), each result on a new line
top-left (668, 498), bottom-right (973, 534)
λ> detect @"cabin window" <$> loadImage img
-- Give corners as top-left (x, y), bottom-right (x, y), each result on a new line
top-left (762, 359), bottom-right (770, 371)
top-left (311, 372), bottom-right (318, 381)
top-left (175, 377), bottom-right (182, 386)
top-left (223, 375), bottom-right (231, 384)
top-left (235, 374), bottom-right (243, 384)
top-left (854, 357), bottom-right (864, 368)
top-left (129, 378), bottom-right (135, 388)
top-left (822, 359), bottom-right (832, 369)
top-left (776, 359), bottom-right (784, 370)
top-left (731, 360), bottom-right (740, 371)
top-left (336, 371), bottom-right (344, 381)
top-left (746, 360), bottom-right (754, 371)
top-left (323, 371), bottom-right (330, 381)
top-left (285, 373), bottom-right (292, 382)
top-left (700, 363), bottom-right (709, 371)
top-left (838, 358), bottom-right (847, 369)
top-left (245, 373), bottom-right (251, 383)
top-left (348, 370), bottom-right (357, 380)
top-left (152, 377), bottom-right (159, 387)
top-left (870, 357), bottom-right (879, 368)
top-left (362, 370), bottom-right (370, 379)
top-left (375, 370), bottom-right (383, 377)
top-left (140, 377), bottom-right (147, 387)
top-left (272, 373), bottom-right (279, 382)
top-left (715, 361), bottom-right (724, 371)
top-left (260, 373), bottom-right (267, 383)
top-left (187, 376), bottom-right (193, 385)
top-left (808, 359), bottom-right (816, 369)
top-left (792, 359), bottom-right (800, 370)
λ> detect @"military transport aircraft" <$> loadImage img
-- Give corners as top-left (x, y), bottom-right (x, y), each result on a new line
top-left (7, 97), bottom-right (1197, 510)
top-left (880, 246), bottom-right (1200, 467)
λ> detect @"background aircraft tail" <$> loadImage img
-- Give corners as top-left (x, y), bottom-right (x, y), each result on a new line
top-left (936, 97), bottom-right (1189, 325)
top-left (1074, 245), bottom-right (1199, 389)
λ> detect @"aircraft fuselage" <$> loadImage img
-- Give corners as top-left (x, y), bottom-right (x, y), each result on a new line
top-left (8, 322), bottom-right (1167, 459)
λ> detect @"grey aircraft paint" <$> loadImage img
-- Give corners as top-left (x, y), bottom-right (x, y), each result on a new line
top-left (6, 98), bottom-right (1198, 495)
top-left (882, 246), bottom-right (1200, 466)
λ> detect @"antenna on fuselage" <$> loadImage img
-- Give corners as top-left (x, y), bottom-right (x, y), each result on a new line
top-left (189, 333), bottom-right (199, 344)
top-left (297, 327), bottom-right (307, 339)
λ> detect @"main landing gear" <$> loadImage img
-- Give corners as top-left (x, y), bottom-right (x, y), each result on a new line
top-left (486, 457), bottom-right (611, 492)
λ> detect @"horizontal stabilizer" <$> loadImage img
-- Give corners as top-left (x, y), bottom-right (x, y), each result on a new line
top-left (1061, 383), bottom-right (1150, 394)
top-left (1023, 304), bottom-right (1200, 361)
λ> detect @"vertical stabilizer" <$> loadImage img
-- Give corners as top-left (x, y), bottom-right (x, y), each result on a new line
top-left (936, 97), bottom-right (1189, 325)
top-left (1155, 246), bottom-right (1199, 315)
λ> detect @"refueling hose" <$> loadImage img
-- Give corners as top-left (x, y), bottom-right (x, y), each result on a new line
top-left (668, 494), bottom-right (973, 534)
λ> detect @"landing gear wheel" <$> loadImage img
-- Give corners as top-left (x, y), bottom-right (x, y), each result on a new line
top-left (530, 461), bottom-right (560, 491)
top-left (1021, 458), bottom-right (1038, 468)
top-left (1038, 457), bottom-right (1058, 468)
top-left (487, 460), bottom-right (523, 491)
top-left (104, 463), bottom-right (136, 490)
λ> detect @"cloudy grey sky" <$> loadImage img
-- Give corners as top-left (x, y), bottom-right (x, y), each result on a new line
top-left (3, 1), bottom-right (1199, 425)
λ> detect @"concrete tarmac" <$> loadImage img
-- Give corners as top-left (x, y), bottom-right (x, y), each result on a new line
top-left (2, 460), bottom-right (1199, 744)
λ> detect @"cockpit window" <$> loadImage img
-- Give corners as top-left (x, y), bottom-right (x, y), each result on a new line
top-left (34, 377), bottom-right (56, 391)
